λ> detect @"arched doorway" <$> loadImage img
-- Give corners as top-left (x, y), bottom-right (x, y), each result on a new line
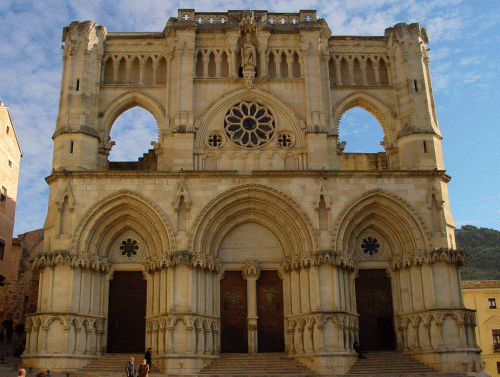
top-left (107, 271), bottom-right (147, 353)
top-left (355, 269), bottom-right (396, 351)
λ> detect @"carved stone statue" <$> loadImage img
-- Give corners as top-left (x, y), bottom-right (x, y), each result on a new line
top-left (241, 33), bottom-right (256, 72)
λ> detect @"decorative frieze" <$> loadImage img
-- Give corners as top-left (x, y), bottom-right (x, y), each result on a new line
top-left (145, 251), bottom-right (221, 273)
top-left (391, 248), bottom-right (467, 271)
top-left (31, 251), bottom-right (111, 272)
top-left (283, 250), bottom-right (356, 272)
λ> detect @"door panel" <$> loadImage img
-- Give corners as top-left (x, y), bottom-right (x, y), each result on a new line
top-left (257, 270), bottom-right (284, 352)
top-left (220, 270), bottom-right (248, 353)
top-left (355, 269), bottom-right (396, 351)
top-left (107, 271), bottom-right (147, 353)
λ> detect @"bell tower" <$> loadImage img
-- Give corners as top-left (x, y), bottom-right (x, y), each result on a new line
top-left (52, 21), bottom-right (107, 171)
top-left (386, 23), bottom-right (444, 170)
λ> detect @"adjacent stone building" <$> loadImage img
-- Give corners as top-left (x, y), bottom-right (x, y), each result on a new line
top-left (463, 281), bottom-right (500, 376)
top-left (0, 101), bottom-right (22, 318)
top-left (23, 9), bottom-right (481, 374)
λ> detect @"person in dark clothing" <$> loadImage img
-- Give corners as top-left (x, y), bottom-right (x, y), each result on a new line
top-left (2, 319), bottom-right (13, 343)
top-left (144, 347), bottom-right (152, 369)
top-left (125, 357), bottom-right (136, 377)
top-left (353, 341), bottom-right (366, 359)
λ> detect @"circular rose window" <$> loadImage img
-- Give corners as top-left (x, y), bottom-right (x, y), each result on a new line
top-left (224, 102), bottom-right (275, 148)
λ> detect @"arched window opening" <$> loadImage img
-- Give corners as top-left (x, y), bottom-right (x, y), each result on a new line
top-left (109, 107), bottom-right (158, 169)
top-left (130, 57), bottom-right (140, 84)
top-left (280, 52), bottom-right (288, 78)
top-left (328, 59), bottom-right (336, 84)
top-left (208, 51), bottom-right (216, 78)
top-left (353, 58), bottom-right (363, 86)
top-left (379, 59), bottom-right (389, 85)
top-left (292, 52), bottom-right (301, 77)
top-left (340, 58), bottom-right (349, 85)
top-left (338, 107), bottom-right (385, 153)
top-left (366, 59), bottom-right (376, 85)
top-left (195, 51), bottom-right (204, 78)
top-left (143, 57), bottom-right (154, 84)
top-left (103, 58), bottom-right (114, 84)
top-left (117, 58), bottom-right (127, 84)
top-left (157, 57), bottom-right (167, 84)
top-left (221, 51), bottom-right (229, 77)
top-left (268, 52), bottom-right (277, 78)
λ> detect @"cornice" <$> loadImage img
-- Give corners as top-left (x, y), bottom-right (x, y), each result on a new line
top-left (45, 169), bottom-right (452, 183)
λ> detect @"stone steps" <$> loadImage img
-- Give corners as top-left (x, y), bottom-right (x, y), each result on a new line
top-left (344, 351), bottom-right (440, 376)
top-left (73, 353), bottom-right (160, 376)
top-left (199, 352), bottom-right (316, 375)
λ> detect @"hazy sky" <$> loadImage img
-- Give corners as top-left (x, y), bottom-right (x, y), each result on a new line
top-left (1, 0), bottom-right (499, 236)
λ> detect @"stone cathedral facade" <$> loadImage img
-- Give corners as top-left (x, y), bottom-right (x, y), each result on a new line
top-left (24, 9), bottom-right (482, 374)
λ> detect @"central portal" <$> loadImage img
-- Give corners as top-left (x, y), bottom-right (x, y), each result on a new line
top-left (107, 271), bottom-right (147, 353)
top-left (355, 269), bottom-right (396, 351)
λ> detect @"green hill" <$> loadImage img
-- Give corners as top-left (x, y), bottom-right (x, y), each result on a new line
top-left (455, 225), bottom-right (500, 280)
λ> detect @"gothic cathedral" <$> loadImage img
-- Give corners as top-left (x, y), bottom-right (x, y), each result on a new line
top-left (24, 9), bottom-right (481, 374)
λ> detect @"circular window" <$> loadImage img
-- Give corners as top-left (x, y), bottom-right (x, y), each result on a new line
top-left (224, 102), bottom-right (275, 148)
top-left (119, 238), bottom-right (139, 258)
top-left (361, 237), bottom-right (380, 256)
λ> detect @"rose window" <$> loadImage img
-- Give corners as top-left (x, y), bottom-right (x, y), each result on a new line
top-left (224, 102), bottom-right (275, 148)
top-left (361, 237), bottom-right (380, 256)
top-left (119, 238), bottom-right (139, 258)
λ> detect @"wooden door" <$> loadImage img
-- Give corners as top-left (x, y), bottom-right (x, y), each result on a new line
top-left (220, 270), bottom-right (248, 353)
top-left (355, 269), bottom-right (396, 351)
top-left (257, 270), bottom-right (284, 352)
top-left (107, 271), bottom-right (147, 353)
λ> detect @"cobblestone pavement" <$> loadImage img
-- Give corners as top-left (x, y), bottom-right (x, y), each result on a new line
top-left (0, 356), bottom-right (71, 377)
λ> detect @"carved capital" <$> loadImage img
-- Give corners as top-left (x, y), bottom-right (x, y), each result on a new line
top-left (243, 259), bottom-right (260, 279)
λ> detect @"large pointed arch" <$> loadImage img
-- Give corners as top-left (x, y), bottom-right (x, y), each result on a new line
top-left (72, 190), bottom-right (175, 258)
top-left (331, 189), bottom-right (431, 257)
top-left (195, 86), bottom-right (306, 149)
top-left (101, 90), bottom-right (166, 139)
top-left (332, 91), bottom-right (397, 142)
top-left (189, 184), bottom-right (317, 259)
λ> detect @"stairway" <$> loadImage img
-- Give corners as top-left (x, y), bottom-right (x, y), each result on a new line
top-left (72, 353), bottom-right (160, 377)
top-left (345, 350), bottom-right (454, 376)
top-left (199, 352), bottom-right (317, 376)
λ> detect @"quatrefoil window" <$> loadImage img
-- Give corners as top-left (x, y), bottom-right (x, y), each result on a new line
top-left (361, 237), bottom-right (380, 256)
top-left (207, 132), bottom-right (224, 148)
top-left (120, 238), bottom-right (139, 258)
top-left (277, 132), bottom-right (294, 149)
top-left (224, 102), bottom-right (275, 148)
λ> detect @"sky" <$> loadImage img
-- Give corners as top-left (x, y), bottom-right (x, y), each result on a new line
top-left (0, 0), bottom-right (499, 236)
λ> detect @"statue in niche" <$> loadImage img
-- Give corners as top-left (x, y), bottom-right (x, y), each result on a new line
top-left (241, 33), bottom-right (256, 72)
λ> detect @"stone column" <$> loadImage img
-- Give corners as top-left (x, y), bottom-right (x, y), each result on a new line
top-left (243, 259), bottom-right (260, 353)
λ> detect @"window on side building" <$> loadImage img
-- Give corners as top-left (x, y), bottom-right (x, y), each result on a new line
top-left (489, 298), bottom-right (497, 309)
top-left (493, 329), bottom-right (500, 352)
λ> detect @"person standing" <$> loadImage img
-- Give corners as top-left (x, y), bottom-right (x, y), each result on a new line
top-left (17, 369), bottom-right (26, 376)
top-left (138, 359), bottom-right (149, 377)
top-left (144, 347), bottom-right (152, 369)
top-left (125, 357), bottom-right (135, 377)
